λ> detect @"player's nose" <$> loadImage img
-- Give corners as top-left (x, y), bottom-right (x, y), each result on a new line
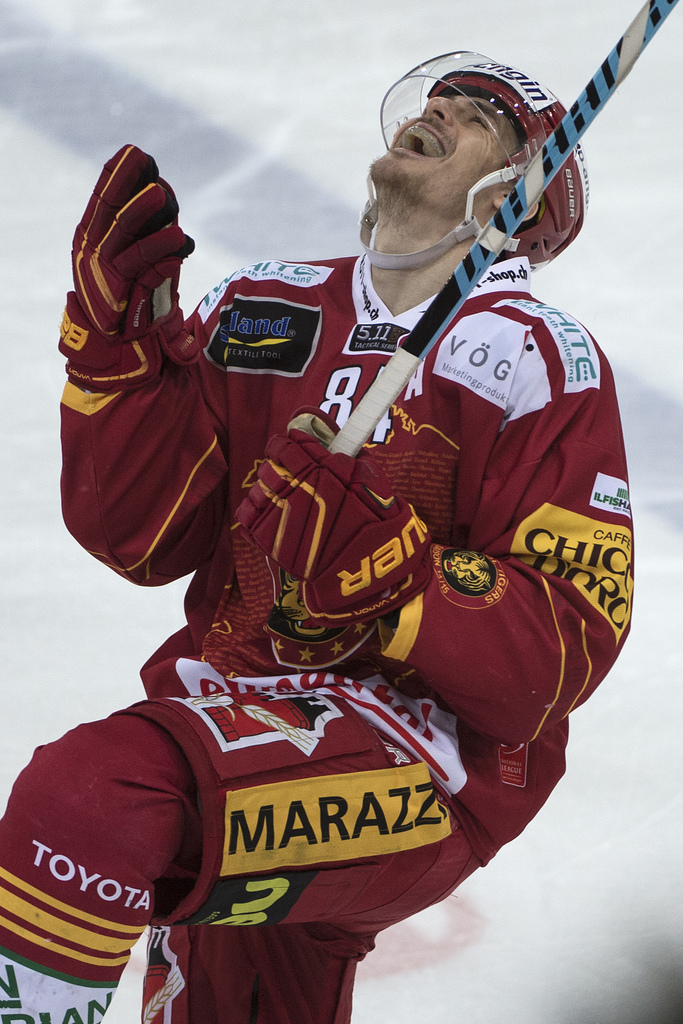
top-left (423, 93), bottom-right (457, 122)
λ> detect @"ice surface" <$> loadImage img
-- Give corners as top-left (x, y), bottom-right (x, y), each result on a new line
top-left (1, 1), bottom-right (682, 1021)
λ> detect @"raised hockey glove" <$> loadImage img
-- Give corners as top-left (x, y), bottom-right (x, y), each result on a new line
top-left (236, 411), bottom-right (432, 625)
top-left (60, 144), bottom-right (198, 389)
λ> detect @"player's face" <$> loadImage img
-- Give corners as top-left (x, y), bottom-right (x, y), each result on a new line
top-left (372, 92), bottom-right (516, 224)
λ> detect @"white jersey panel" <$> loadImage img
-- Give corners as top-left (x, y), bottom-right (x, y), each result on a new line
top-left (502, 333), bottom-right (552, 428)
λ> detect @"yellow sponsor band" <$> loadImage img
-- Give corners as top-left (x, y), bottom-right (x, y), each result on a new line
top-left (226, 336), bottom-right (288, 348)
top-left (221, 760), bottom-right (451, 876)
top-left (512, 502), bottom-right (633, 641)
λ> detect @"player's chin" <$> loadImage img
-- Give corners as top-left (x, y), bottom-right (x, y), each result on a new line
top-left (370, 150), bottom-right (422, 189)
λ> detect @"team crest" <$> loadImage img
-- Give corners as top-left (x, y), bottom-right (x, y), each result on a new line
top-left (265, 568), bottom-right (375, 668)
top-left (172, 690), bottom-right (344, 757)
top-left (432, 545), bottom-right (508, 608)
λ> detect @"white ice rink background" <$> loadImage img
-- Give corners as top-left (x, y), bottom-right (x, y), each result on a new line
top-left (1, 1), bottom-right (682, 1021)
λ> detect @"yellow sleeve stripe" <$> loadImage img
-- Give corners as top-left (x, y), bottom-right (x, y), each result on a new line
top-left (0, 885), bottom-right (140, 954)
top-left (0, 913), bottom-right (131, 969)
top-left (531, 578), bottom-right (567, 741)
top-left (0, 865), bottom-right (143, 935)
top-left (61, 382), bottom-right (121, 416)
top-left (379, 592), bottom-right (424, 662)
top-left (564, 619), bottom-right (593, 717)
top-left (123, 435), bottom-right (220, 578)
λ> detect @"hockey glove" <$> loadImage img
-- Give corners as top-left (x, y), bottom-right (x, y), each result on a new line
top-left (60, 144), bottom-right (198, 389)
top-left (236, 411), bottom-right (432, 625)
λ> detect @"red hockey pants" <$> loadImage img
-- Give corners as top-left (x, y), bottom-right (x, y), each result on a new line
top-left (0, 711), bottom-right (479, 1024)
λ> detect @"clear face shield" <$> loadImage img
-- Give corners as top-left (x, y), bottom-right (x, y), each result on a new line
top-left (379, 51), bottom-right (551, 179)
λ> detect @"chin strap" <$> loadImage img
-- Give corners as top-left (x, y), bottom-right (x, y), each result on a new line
top-left (359, 168), bottom-right (520, 271)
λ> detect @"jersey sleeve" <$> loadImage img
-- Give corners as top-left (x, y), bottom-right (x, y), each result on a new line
top-left (59, 321), bottom-right (230, 587)
top-left (379, 318), bottom-right (633, 744)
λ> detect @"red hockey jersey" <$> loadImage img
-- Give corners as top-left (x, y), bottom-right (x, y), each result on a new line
top-left (60, 254), bottom-right (633, 864)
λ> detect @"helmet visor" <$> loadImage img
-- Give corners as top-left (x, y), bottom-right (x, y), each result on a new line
top-left (380, 51), bottom-right (555, 176)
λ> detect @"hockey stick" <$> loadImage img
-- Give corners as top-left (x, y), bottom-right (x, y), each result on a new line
top-left (328, 0), bottom-right (679, 457)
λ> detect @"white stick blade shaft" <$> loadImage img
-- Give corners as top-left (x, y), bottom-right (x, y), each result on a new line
top-left (329, 348), bottom-right (422, 456)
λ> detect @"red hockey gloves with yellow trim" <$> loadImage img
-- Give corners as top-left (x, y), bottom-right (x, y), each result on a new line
top-left (59, 144), bottom-right (198, 391)
top-left (236, 412), bottom-right (432, 625)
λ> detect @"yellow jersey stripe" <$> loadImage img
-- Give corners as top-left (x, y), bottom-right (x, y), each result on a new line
top-left (531, 579), bottom-right (566, 741)
top-left (61, 382), bottom-right (121, 416)
top-left (565, 619), bottom-right (593, 716)
top-left (380, 591), bottom-right (424, 662)
top-left (123, 435), bottom-right (220, 576)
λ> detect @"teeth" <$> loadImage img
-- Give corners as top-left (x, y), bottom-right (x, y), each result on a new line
top-left (400, 125), bottom-right (445, 157)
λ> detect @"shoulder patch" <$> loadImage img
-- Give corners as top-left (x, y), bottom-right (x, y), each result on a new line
top-left (496, 299), bottom-right (600, 393)
top-left (205, 295), bottom-right (321, 376)
top-left (590, 473), bottom-right (631, 518)
top-left (432, 311), bottom-right (528, 412)
top-left (199, 262), bottom-right (335, 324)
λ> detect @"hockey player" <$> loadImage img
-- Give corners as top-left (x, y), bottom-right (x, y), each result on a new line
top-left (0, 52), bottom-right (631, 1024)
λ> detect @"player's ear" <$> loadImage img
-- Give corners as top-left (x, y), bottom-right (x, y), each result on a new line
top-left (492, 190), bottom-right (539, 222)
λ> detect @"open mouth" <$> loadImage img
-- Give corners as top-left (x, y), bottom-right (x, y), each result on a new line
top-left (398, 124), bottom-right (446, 157)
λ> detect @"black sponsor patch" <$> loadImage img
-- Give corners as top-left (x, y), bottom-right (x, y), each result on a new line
top-left (180, 870), bottom-right (318, 926)
top-left (206, 296), bottom-right (321, 375)
top-left (345, 322), bottom-right (409, 355)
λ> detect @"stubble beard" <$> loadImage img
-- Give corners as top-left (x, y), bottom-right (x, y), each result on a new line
top-left (369, 152), bottom-right (469, 232)
top-left (369, 153), bottom-right (428, 224)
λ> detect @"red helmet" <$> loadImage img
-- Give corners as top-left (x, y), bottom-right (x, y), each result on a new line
top-left (378, 52), bottom-right (589, 267)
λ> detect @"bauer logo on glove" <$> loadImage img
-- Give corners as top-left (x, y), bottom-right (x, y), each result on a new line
top-left (236, 408), bottom-right (432, 625)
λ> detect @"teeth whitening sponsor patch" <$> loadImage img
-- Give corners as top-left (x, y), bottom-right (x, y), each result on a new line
top-left (590, 473), bottom-right (631, 518)
top-left (199, 262), bottom-right (335, 323)
top-left (497, 299), bottom-right (600, 393)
